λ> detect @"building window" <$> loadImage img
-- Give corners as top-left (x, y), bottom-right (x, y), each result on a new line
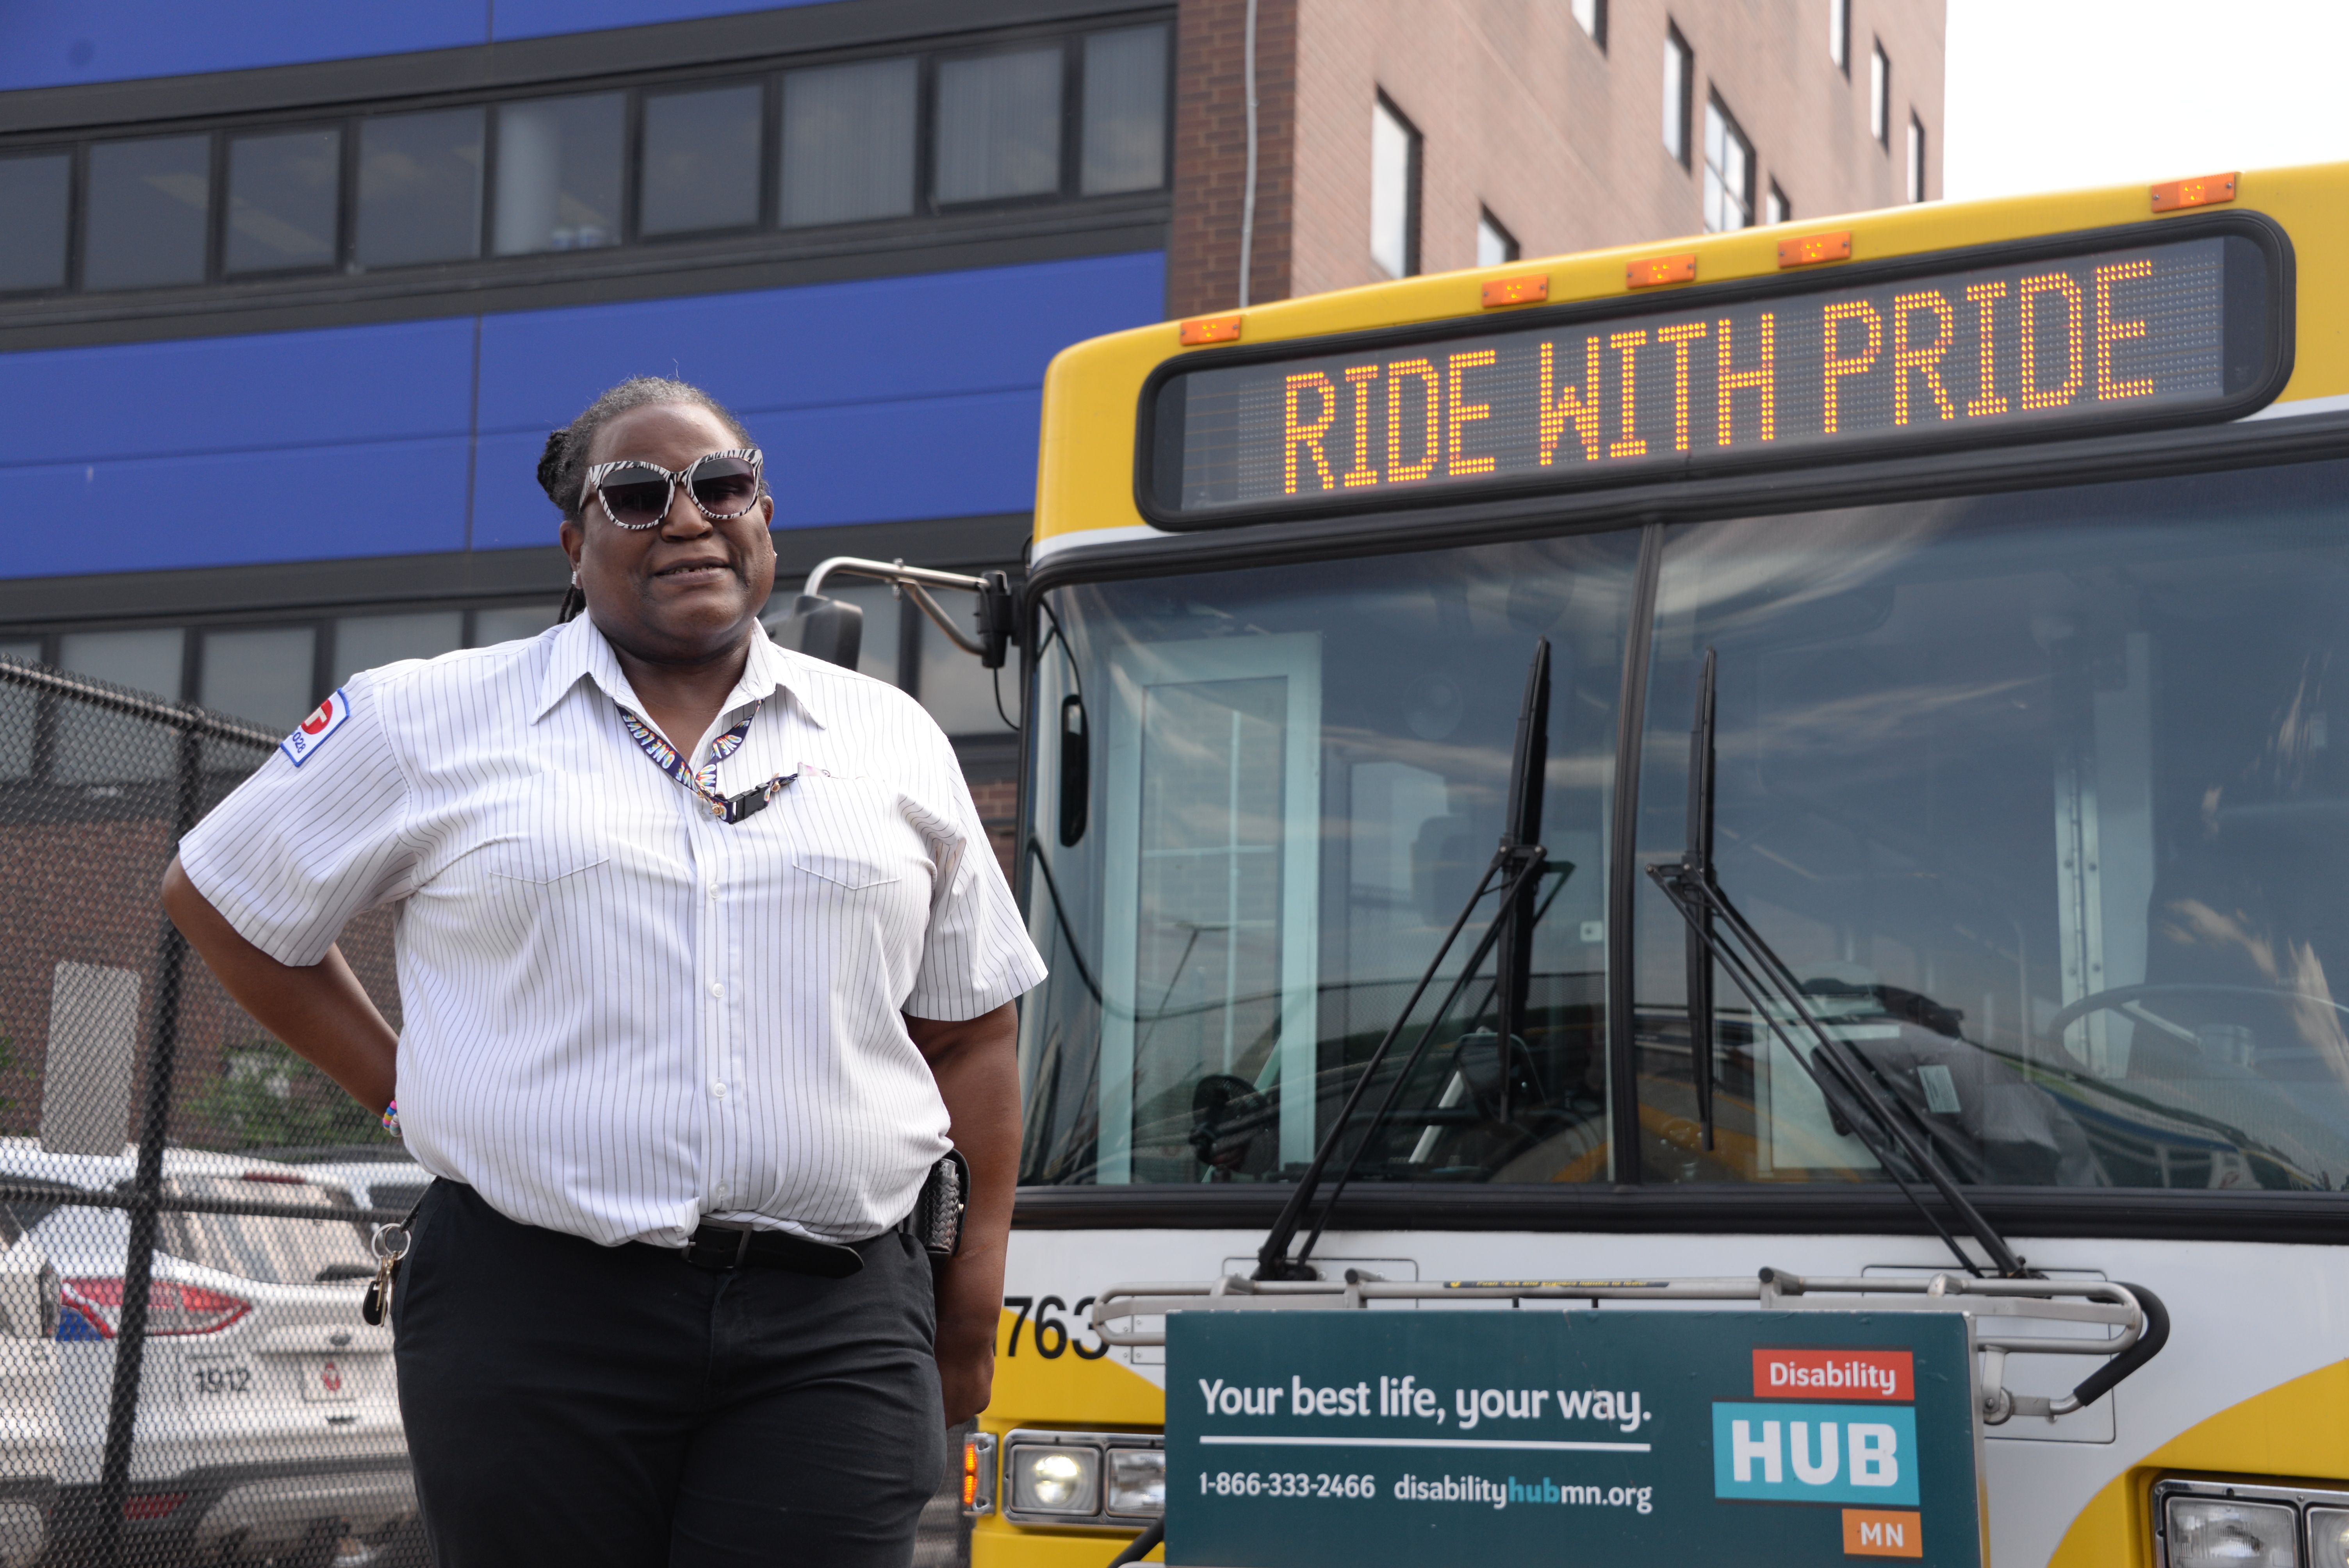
top-left (1870, 41), bottom-right (1890, 146)
top-left (1908, 113), bottom-right (1927, 202)
top-left (1370, 93), bottom-right (1422, 279)
top-left (56, 628), bottom-right (185, 782)
top-left (1662, 25), bottom-right (1693, 167)
top-left (1765, 181), bottom-right (1789, 225)
top-left (917, 614), bottom-right (1013, 736)
top-left (1571, 0), bottom-right (1607, 49)
top-left (1829, 0), bottom-right (1850, 73)
top-left (1081, 25), bottom-right (1169, 194)
top-left (471, 604), bottom-right (562, 645)
top-left (493, 92), bottom-right (625, 254)
top-left (0, 153), bottom-right (71, 293)
top-left (779, 59), bottom-right (918, 228)
top-left (1476, 208), bottom-right (1519, 267)
top-left (0, 647), bottom-right (32, 781)
top-left (84, 135), bottom-right (210, 291)
top-left (356, 107), bottom-right (485, 267)
top-left (200, 626), bottom-right (318, 734)
top-left (639, 83), bottom-right (763, 235)
top-left (1702, 95), bottom-right (1752, 232)
top-left (332, 611), bottom-right (464, 688)
top-left (0, 22), bottom-right (1167, 305)
top-left (225, 127), bottom-right (341, 275)
top-left (934, 47), bottom-right (1066, 204)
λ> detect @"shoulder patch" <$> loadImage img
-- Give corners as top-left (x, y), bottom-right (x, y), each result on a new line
top-left (280, 688), bottom-right (353, 768)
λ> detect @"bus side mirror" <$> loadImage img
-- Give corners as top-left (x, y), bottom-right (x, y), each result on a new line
top-left (791, 593), bottom-right (863, 670)
top-left (1059, 695), bottom-right (1089, 846)
top-left (977, 571), bottom-right (1018, 670)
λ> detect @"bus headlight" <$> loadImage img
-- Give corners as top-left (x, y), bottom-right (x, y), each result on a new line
top-left (2307, 1509), bottom-right (2349, 1568)
top-left (997, 1430), bottom-right (1164, 1527)
top-left (1107, 1447), bottom-right (1167, 1517)
top-left (2167, 1497), bottom-right (2299, 1568)
top-left (1009, 1445), bottom-right (1100, 1515)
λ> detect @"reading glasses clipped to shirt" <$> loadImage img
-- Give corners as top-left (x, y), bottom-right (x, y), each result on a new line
top-left (583, 448), bottom-right (764, 529)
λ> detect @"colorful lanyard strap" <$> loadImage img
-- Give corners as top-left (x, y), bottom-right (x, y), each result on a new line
top-left (615, 701), bottom-right (793, 824)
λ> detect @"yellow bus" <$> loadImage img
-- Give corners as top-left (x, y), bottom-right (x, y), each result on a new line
top-left (965, 164), bottom-right (2349, 1567)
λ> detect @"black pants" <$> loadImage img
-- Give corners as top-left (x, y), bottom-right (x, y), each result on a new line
top-left (394, 1181), bottom-right (945, 1567)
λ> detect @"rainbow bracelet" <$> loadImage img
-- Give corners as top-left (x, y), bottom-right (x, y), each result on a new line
top-left (381, 1100), bottom-right (401, 1139)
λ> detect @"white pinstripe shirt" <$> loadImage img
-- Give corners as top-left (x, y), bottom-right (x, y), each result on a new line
top-left (180, 615), bottom-right (1046, 1248)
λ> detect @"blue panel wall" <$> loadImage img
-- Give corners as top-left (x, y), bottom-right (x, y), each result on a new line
top-left (4, 322), bottom-right (479, 464)
top-left (0, 252), bottom-right (1166, 579)
top-left (0, 1), bottom-right (483, 91)
top-left (470, 254), bottom-right (1164, 548)
top-left (0, 0), bottom-right (829, 90)
top-left (492, 1), bottom-right (825, 45)
top-left (0, 321), bottom-right (479, 576)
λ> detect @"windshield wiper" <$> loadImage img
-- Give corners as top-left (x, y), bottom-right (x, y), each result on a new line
top-left (1490, 622), bottom-right (1551, 1128)
top-left (1684, 649), bottom-right (1719, 1151)
top-left (1255, 639), bottom-right (1558, 1281)
top-left (1646, 646), bottom-right (2029, 1279)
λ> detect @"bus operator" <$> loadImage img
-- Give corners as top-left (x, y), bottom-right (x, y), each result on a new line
top-left (159, 375), bottom-right (1044, 1565)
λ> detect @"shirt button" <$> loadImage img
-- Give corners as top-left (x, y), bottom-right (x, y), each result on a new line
top-left (709, 981), bottom-right (724, 999)
top-left (707, 879), bottom-right (720, 899)
top-left (711, 1081), bottom-right (729, 1099)
top-left (713, 1182), bottom-right (731, 1198)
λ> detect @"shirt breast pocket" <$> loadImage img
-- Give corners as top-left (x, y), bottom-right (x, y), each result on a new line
top-left (487, 854), bottom-right (611, 888)
top-left (460, 851), bottom-right (617, 953)
top-left (793, 853), bottom-right (900, 893)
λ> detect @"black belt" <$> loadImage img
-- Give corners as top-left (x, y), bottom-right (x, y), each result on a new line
top-left (672, 1217), bottom-right (910, 1279)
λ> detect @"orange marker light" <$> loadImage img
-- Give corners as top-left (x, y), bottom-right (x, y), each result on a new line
top-left (962, 1442), bottom-right (978, 1508)
top-left (1627, 253), bottom-right (1698, 289)
top-left (1180, 314), bottom-right (1244, 346)
top-left (2150, 173), bottom-right (2237, 212)
top-left (1481, 274), bottom-right (1550, 307)
top-left (1777, 230), bottom-right (1853, 268)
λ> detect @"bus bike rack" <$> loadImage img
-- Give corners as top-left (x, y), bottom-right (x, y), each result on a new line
top-left (1090, 1269), bottom-right (2167, 1428)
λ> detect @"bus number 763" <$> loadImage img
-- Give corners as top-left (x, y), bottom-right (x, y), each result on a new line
top-left (1001, 1295), bottom-right (1109, 1360)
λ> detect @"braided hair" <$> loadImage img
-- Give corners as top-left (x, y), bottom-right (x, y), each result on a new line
top-left (540, 376), bottom-right (759, 624)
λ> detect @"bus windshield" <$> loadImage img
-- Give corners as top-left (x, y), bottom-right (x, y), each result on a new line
top-left (1020, 455), bottom-right (2349, 1194)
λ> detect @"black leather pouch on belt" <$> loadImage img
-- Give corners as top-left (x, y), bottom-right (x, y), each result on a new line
top-left (907, 1147), bottom-right (970, 1260)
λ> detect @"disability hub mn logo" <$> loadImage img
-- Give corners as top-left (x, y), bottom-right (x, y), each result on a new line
top-left (1713, 1348), bottom-right (1924, 1558)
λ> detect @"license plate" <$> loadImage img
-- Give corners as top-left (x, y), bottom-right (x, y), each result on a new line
top-left (301, 1356), bottom-right (358, 1404)
top-left (187, 1362), bottom-right (253, 1396)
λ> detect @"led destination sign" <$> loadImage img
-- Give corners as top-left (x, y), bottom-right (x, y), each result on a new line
top-left (1150, 231), bottom-right (2279, 523)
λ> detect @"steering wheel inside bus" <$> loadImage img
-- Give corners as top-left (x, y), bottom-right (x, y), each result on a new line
top-left (2040, 983), bottom-right (2349, 1071)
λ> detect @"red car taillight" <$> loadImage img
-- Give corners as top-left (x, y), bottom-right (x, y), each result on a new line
top-left (61, 1278), bottom-right (251, 1338)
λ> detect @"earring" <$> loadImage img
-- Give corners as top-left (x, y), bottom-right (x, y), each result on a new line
top-left (570, 570), bottom-right (579, 586)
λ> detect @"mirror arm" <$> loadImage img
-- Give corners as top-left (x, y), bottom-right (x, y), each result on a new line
top-left (803, 555), bottom-right (992, 599)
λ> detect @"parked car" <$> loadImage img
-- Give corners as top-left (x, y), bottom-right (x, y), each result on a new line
top-left (280, 1158), bottom-right (432, 1235)
top-left (0, 1141), bottom-right (415, 1565)
top-left (0, 1189), bottom-right (60, 1568)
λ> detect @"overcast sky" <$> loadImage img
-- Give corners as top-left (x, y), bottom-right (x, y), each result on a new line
top-left (1944, 0), bottom-right (2349, 201)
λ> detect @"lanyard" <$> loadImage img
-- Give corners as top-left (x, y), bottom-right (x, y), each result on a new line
top-left (615, 701), bottom-right (793, 824)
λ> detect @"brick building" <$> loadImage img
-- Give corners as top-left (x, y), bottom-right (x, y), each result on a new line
top-left (1169, 0), bottom-right (1945, 319)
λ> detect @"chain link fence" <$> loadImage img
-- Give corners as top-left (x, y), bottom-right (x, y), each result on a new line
top-left (0, 656), bottom-right (968, 1568)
